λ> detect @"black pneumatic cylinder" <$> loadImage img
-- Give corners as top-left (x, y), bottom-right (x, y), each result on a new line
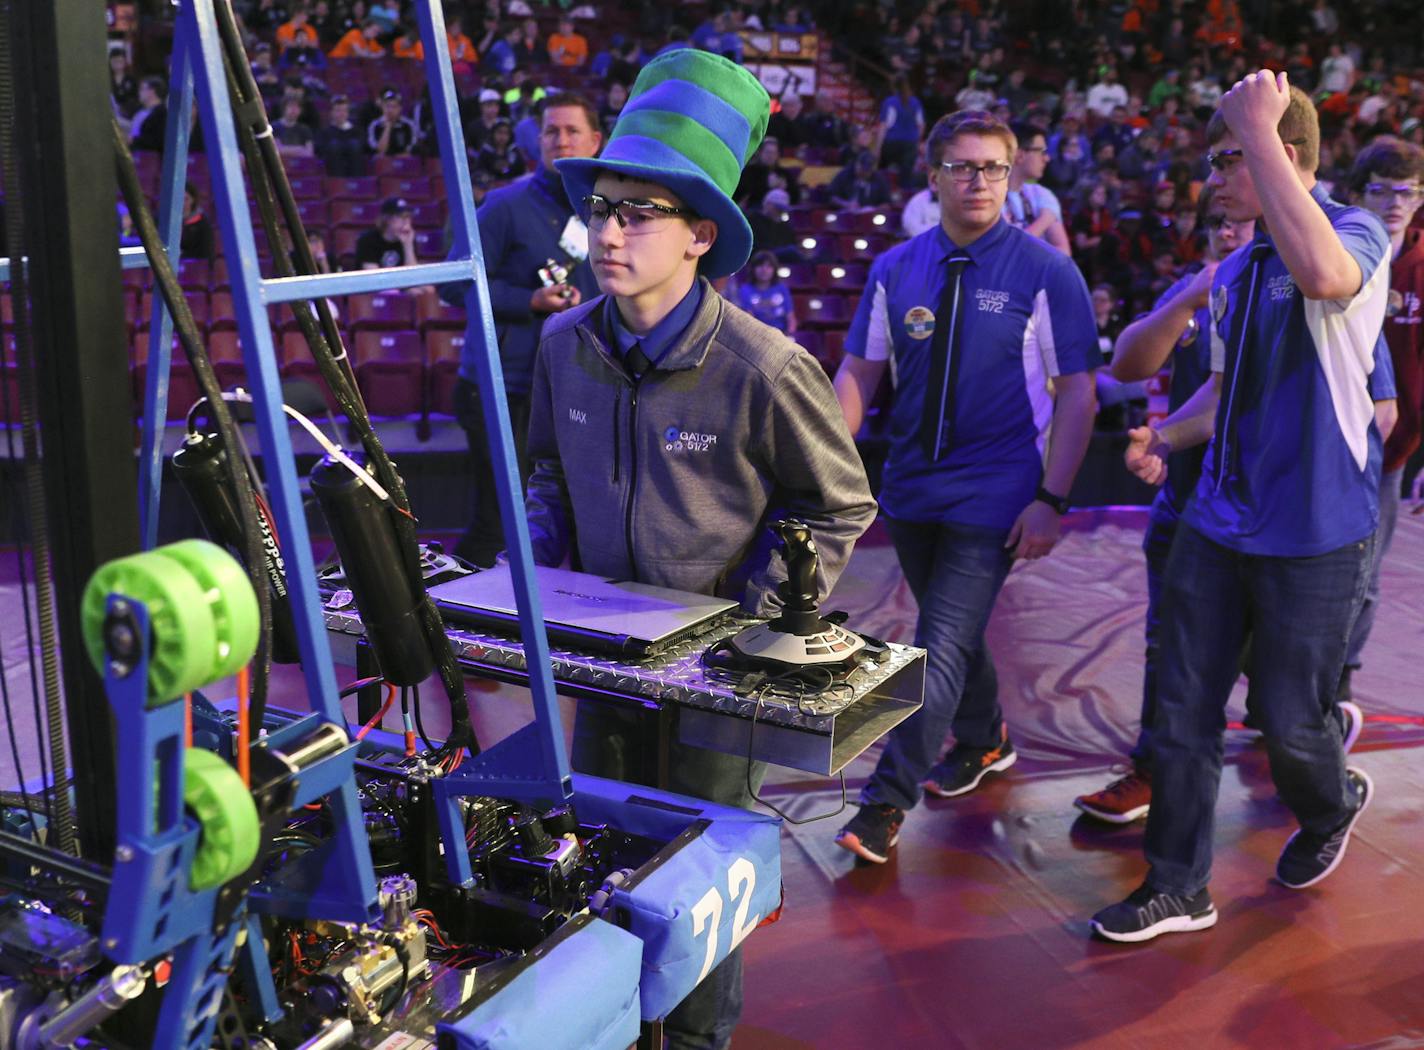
top-left (172, 431), bottom-right (301, 663)
top-left (309, 452), bottom-right (435, 686)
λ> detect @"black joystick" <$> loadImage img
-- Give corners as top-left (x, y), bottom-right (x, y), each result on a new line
top-left (725, 520), bottom-right (867, 669)
top-left (771, 520), bottom-right (822, 636)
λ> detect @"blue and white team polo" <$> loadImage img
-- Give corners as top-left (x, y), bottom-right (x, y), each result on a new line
top-left (1188, 184), bottom-right (1392, 556)
top-left (844, 220), bottom-right (1100, 529)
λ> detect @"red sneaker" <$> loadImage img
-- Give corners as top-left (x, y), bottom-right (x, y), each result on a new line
top-left (1074, 767), bottom-right (1151, 824)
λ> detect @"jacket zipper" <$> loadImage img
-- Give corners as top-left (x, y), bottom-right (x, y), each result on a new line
top-left (624, 379), bottom-right (640, 577)
top-left (611, 386), bottom-right (623, 484)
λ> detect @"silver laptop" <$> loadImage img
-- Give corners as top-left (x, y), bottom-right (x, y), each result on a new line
top-left (430, 565), bottom-right (738, 658)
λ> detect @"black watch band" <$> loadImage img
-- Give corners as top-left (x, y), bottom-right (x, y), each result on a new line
top-left (1035, 486), bottom-right (1069, 515)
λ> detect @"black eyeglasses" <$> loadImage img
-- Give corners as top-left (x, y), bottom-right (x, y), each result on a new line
top-left (1205, 147), bottom-right (1244, 173)
top-left (939, 160), bottom-right (1013, 183)
top-left (582, 193), bottom-right (691, 232)
top-left (1208, 138), bottom-right (1308, 173)
top-left (1364, 182), bottom-right (1422, 201)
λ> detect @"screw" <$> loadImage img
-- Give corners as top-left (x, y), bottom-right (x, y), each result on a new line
top-left (103, 937), bottom-right (118, 951)
top-left (115, 844), bottom-right (134, 862)
top-left (112, 599), bottom-right (130, 616)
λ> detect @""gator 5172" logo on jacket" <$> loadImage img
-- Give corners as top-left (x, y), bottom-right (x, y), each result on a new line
top-left (664, 425), bottom-right (718, 453)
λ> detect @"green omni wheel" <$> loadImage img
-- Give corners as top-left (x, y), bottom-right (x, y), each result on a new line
top-left (80, 540), bottom-right (258, 705)
top-left (158, 539), bottom-right (259, 682)
top-left (182, 748), bottom-right (260, 891)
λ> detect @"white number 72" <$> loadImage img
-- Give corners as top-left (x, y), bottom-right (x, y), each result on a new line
top-left (689, 857), bottom-right (761, 985)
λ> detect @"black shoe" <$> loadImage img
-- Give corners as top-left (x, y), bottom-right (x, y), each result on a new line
top-left (835, 804), bottom-right (905, 864)
top-left (922, 726), bottom-right (1017, 798)
top-left (1090, 883), bottom-right (1218, 943)
top-left (1276, 767), bottom-right (1373, 889)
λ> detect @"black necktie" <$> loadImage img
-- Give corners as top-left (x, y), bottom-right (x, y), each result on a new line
top-left (1212, 242), bottom-right (1273, 490)
top-left (920, 251), bottom-right (973, 461)
top-left (626, 341), bottom-right (652, 377)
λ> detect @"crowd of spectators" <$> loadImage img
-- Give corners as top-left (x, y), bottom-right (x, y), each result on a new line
top-left (108, 0), bottom-right (1424, 430)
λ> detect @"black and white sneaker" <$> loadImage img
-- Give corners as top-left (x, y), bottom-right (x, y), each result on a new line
top-left (922, 725), bottom-right (1017, 798)
top-left (1090, 883), bottom-right (1218, 943)
top-left (1276, 767), bottom-right (1373, 889)
top-left (835, 804), bottom-right (905, 864)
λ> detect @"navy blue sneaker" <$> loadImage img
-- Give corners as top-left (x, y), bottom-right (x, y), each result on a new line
top-left (1091, 883), bottom-right (1218, 943)
top-left (923, 725), bottom-right (1017, 798)
top-left (835, 804), bottom-right (904, 864)
top-left (1276, 767), bottom-right (1373, 889)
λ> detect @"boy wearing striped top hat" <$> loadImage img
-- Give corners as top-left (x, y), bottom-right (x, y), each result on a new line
top-left (526, 49), bottom-right (876, 1047)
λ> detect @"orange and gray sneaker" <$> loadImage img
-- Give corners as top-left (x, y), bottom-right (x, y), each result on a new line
top-left (1074, 767), bottom-right (1152, 824)
top-left (922, 724), bottom-right (1017, 798)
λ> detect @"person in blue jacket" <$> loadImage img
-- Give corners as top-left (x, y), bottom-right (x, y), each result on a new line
top-left (441, 92), bottom-right (602, 568)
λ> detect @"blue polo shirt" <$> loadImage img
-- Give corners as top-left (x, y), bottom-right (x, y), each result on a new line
top-left (1187, 184), bottom-right (1392, 556)
top-left (844, 220), bottom-right (1100, 529)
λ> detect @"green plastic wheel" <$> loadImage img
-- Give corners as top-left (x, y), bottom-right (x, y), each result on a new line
top-left (81, 549), bottom-right (217, 706)
top-left (158, 539), bottom-right (259, 681)
top-left (183, 748), bottom-right (260, 891)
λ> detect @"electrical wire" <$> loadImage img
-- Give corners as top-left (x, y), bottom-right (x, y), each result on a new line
top-left (739, 671), bottom-right (849, 826)
top-left (113, 118), bottom-right (275, 740)
top-left (236, 666), bottom-right (251, 788)
top-left (355, 683), bottom-right (399, 741)
top-left (0, 15), bottom-right (67, 850)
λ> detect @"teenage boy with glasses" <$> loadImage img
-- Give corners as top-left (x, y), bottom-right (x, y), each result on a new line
top-left (1092, 73), bottom-right (1393, 943)
top-left (526, 50), bottom-right (876, 1049)
top-left (1338, 137), bottom-right (1424, 701)
top-left (832, 110), bottom-right (1099, 863)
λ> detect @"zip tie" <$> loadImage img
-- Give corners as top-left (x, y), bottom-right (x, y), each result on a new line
top-left (225, 389), bottom-right (390, 502)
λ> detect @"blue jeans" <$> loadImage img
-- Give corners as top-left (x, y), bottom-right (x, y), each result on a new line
top-left (1343, 467), bottom-right (1402, 672)
top-left (1129, 506), bottom-right (1179, 769)
top-left (861, 519), bottom-right (1014, 812)
top-left (1144, 524), bottom-right (1373, 896)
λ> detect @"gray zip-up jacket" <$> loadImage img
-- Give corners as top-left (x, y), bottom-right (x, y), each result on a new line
top-left (525, 279), bottom-right (877, 616)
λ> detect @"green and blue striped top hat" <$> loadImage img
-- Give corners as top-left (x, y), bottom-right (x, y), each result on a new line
top-left (556, 48), bottom-right (771, 279)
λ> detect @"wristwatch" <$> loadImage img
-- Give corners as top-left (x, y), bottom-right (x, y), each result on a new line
top-left (1035, 485), bottom-right (1070, 515)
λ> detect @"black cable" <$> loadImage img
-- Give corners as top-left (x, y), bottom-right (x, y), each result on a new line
top-left (744, 676), bottom-right (848, 826)
top-left (208, 0), bottom-right (480, 756)
top-left (113, 119), bottom-right (274, 739)
top-left (338, 676), bottom-right (385, 699)
top-left (0, 5), bottom-right (67, 852)
top-left (411, 684), bottom-right (435, 753)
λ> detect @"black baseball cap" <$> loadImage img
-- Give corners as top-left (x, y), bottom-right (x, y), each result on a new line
top-left (380, 196), bottom-right (413, 216)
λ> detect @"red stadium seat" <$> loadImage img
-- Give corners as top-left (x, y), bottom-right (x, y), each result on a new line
top-left (132, 333), bottom-right (203, 421)
top-left (207, 330), bottom-right (248, 389)
top-left (816, 262), bottom-right (869, 293)
top-left (378, 175), bottom-right (434, 201)
top-left (795, 293), bottom-right (848, 328)
top-left (296, 199), bottom-right (330, 229)
top-left (289, 175), bottom-right (326, 199)
top-left (347, 292), bottom-right (415, 332)
top-left (372, 155), bottom-right (426, 177)
top-left (415, 291), bottom-right (464, 334)
top-left (353, 330), bottom-right (425, 417)
top-left (413, 228), bottom-right (445, 258)
top-left (330, 224), bottom-right (365, 264)
top-left (326, 175), bottom-right (380, 200)
top-left (425, 329), bottom-right (466, 416)
top-left (778, 262), bottom-right (820, 292)
top-left (838, 233), bottom-right (893, 262)
top-left (332, 199), bottom-right (384, 227)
